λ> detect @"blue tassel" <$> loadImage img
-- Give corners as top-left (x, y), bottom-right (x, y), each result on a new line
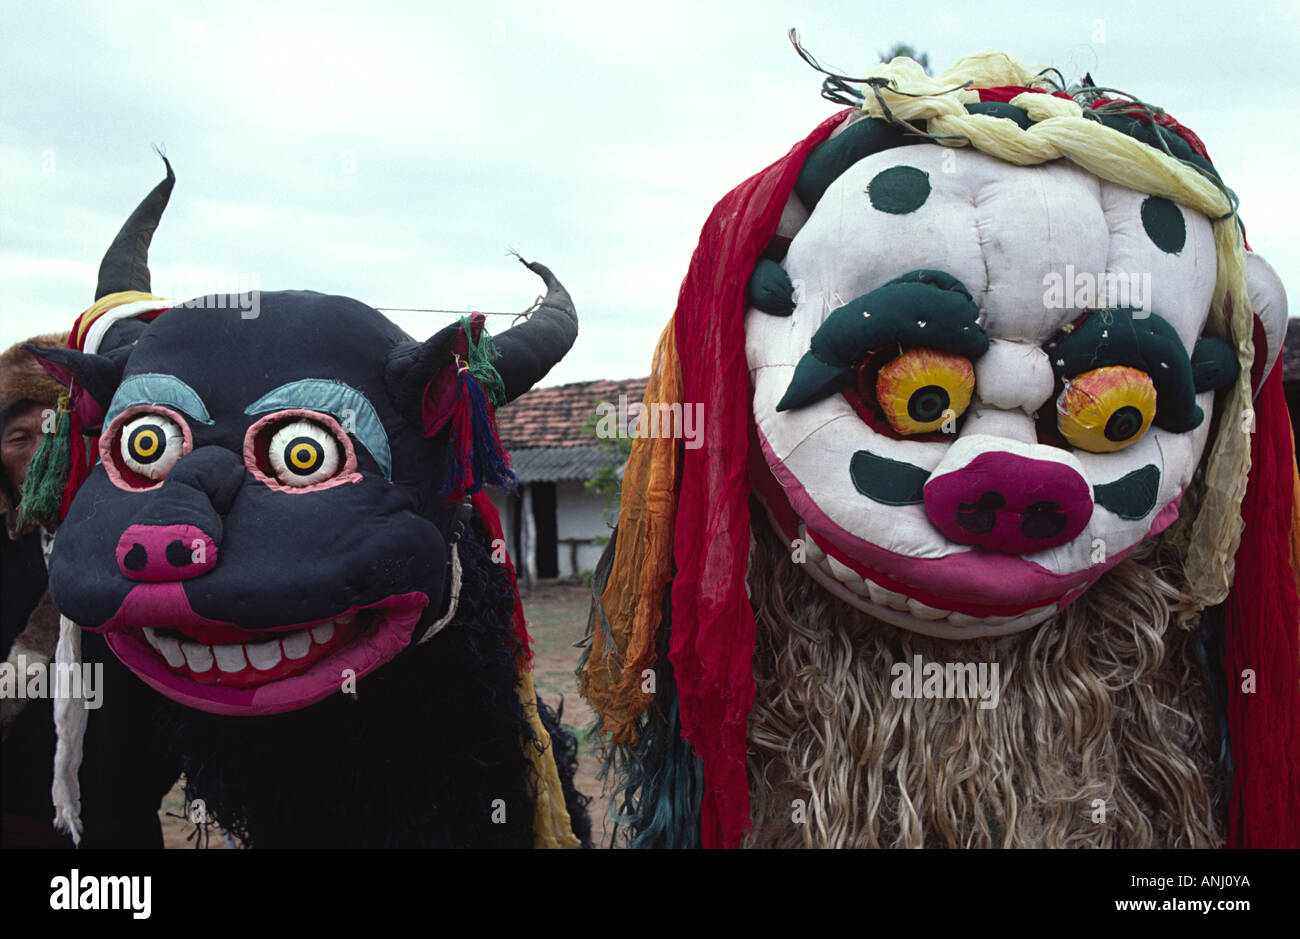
top-left (464, 372), bottom-right (516, 494)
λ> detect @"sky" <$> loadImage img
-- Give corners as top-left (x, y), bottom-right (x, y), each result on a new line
top-left (3, 0), bottom-right (1297, 386)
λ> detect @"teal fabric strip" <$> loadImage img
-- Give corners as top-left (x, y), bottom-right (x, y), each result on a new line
top-left (244, 378), bottom-right (392, 480)
top-left (105, 373), bottom-right (215, 428)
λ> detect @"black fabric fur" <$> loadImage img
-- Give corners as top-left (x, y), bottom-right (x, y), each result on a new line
top-left (153, 515), bottom-right (590, 847)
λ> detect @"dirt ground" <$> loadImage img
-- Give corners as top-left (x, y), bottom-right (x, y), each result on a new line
top-left (160, 581), bottom-right (613, 848)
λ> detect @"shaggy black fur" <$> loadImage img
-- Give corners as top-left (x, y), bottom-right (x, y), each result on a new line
top-left (537, 693), bottom-right (592, 848)
top-left (154, 514), bottom-right (591, 847)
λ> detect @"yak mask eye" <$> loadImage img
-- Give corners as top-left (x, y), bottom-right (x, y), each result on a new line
top-left (120, 413), bottom-right (186, 479)
top-left (1056, 365), bottom-right (1157, 453)
top-left (268, 419), bottom-right (341, 487)
top-left (873, 347), bottom-right (975, 434)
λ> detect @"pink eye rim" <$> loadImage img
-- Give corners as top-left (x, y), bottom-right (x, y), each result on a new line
top-left (100, 405), bottom-right (193, 492)
top-left (242, 408), bottom-right (361, 493)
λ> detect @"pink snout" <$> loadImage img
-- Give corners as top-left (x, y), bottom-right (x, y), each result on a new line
top-left (924, 447), bottom-right (1093, 554)
top-left (116, 524), bottom-right (217, 582)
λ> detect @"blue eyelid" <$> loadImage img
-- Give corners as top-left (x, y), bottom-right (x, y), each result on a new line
top-left (104, 374), bottom-right (214, 429)
top-left (244, 379), bottom-right (392, 480)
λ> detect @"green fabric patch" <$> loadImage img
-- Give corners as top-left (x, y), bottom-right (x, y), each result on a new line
top-left (777, 356), bottom-right (854, 412)
top-left (1093, 114), bottom-right (1219, 183)
top-left (965, 101), bottom-right (1033, 130)
top-left (1093, 464), bottom-right (1161, 520)
top-left (868, 165), bottom-right (931, 215)
top-left (849, 448), bottom-right (929, 505)
top-left (1140, 196), bottom-right (1186, 254)
top-left (778, 270), bottom-right (987, 412)
top-left (1050, 308), bottom-right (1202, 432)
top-left (795, 117), bottom-right (922, 210)
top-left (1190, 336), bottom-right (1238, 392)
top-left (747, 258), bottom-right (796, 316)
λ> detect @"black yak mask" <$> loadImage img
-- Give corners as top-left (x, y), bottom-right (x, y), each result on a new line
top-left (27, 161), bottom-right (577, 717)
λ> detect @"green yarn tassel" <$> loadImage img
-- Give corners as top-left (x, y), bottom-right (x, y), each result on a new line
top-left (460, 316), bottom-right (506, 407)
top-left (17, 396), bottom-right (72, 530)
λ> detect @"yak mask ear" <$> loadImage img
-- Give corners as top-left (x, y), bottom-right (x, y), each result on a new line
top-left (20, 343), bottom-right (130, 414)
top-left (1245, 252), bottom-right (1289, 395)
top-left (96, 155), bottom-right (174, 301)
top-left (384, 258), bottom-right (578, 495)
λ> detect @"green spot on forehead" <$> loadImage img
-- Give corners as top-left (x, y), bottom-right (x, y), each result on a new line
top-left (868, 165), bottom-right (931, 215)
top-left (1140, 196), bottom-right (1186, 254)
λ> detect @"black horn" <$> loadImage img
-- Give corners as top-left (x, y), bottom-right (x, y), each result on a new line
top-left (95, 155), bottom-right (175, 301)
top-left (493, 257), bottom-right (578, 403)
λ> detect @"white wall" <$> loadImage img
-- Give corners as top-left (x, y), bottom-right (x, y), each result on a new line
top-left (485, 481), bottom-right (611, 580)
top-left (555, 479), bottom-right (613, 578)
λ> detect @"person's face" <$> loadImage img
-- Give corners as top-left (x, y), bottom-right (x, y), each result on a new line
top-left (2, 403), bottom-right (46, 497)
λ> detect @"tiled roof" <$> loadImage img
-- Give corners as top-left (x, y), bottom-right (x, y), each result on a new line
top-left (496, 377), bottom-right (649, 450)
top-left (1284, 318), bottom-right (1300, 384)
top-left (509, 444), bottom-right (624, 483)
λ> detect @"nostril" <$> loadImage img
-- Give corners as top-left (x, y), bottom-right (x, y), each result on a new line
top-left (123, 543), bottom-right (148, 572)
top-left (165, 540), bottom-right (193, 567)
top-left (1022, 501), bottom-right (1067, 539)
top-left (957, 491), bottom-right (1005, 534)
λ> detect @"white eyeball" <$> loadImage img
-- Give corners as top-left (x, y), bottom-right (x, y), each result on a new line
top-left (268, 420), bottom-right (341, 487)
top-left (120, 414), bottom-right (186, 480)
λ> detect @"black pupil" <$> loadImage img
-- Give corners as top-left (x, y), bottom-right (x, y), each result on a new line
top-left (1104, 406), bottom-right (1143, 442)
top-left (129, 425), bottom-right (165, 464)
top-left (907, 385), bottom-right (950, 423)
top-left (285, 436), bottom-right (323, 476)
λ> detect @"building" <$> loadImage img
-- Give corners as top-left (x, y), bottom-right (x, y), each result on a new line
top-left (488, 377), bottom-right (648, 588)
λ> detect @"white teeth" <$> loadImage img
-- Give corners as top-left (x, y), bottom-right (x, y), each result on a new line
top-left (906, 598), bottom-right (948, 621)
top-left (143, 627), bottom-right (161, 650)
top-left (864, 576), bottom-right (910, 611)
top-left (156, 634), bottom-right (185, 668)
top-left (181, 641), bottom-right (214, 672)
top-left (281, 630), bottom-right (311, 660)
top-left (946, 612), bottom-right (983, 629)
top-left (333, 612), bottom-right (355, 627)
top-left (826, 556), bottom-right (855, 583)
top-left (212, 643), bottom-right (247, 673)
top-left (245, 638), bottom-right (283, 671)
top-left (845, 577), bottom-right (871, 597)
top-left (310, 622), bottom-right (335, 645)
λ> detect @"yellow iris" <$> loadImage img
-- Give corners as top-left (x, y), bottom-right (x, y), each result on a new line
top-left (1056, 365), bottom-right (1156, 453)
top-left (289, 441), bottom-right (320, 471)
top-left (875, 347), bottom-right (975, 434)
top-left (130, 428), bottom-right (159, 458)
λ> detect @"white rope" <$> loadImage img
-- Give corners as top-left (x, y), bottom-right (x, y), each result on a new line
top-left (50, 613), bottom-right (86, 844)
top-left (418, 542), bottom-right (462, 644)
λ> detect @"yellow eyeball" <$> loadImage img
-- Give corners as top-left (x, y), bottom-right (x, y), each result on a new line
top-left (875, 347), bottom-right (975, 434)
top-left (1056, 366), bottom-right (1156, 453)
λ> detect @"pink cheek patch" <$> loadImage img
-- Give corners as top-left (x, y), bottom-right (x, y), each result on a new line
top-left (923, 451), bottom-right (1094, 554)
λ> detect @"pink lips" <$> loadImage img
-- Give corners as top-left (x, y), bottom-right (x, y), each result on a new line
top-left (95, 585), bottom-right (429, 716)
top-left (751, 423), bottom-right (1181, 617)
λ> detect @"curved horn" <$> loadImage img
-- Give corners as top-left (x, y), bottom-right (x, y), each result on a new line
top-left (494, 257), bottom-right (579, 402)
top-left (95, 155), bottom-right (175, 301)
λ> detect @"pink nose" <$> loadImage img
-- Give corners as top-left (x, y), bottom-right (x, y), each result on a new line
top-left (116, 524), bottom-right (218, 582)
top-left (924, 451), bottom-right (1093, 554)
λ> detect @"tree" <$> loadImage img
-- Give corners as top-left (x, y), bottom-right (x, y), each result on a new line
top-left (880, 42), bottom-right (932, 76)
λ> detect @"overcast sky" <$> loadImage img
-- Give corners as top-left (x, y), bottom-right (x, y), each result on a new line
top-left (3, 0), bottom-right (1296, 386)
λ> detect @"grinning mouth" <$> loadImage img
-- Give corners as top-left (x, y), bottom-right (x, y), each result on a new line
top-left (140, 612), bottom-right (368, 688)
top-left (101, 591), bottom-right (430, 716)
top-left (801, 525), bottom-right (1062, 639)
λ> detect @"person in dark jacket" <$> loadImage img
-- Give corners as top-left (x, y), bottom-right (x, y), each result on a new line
top-left (1, 334), bottom-right (178, 848)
